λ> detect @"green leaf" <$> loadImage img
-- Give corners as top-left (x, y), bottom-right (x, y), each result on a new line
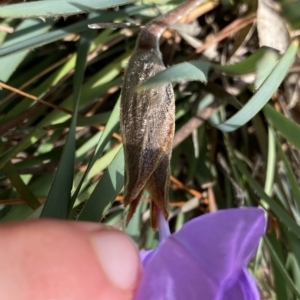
top-left (48, 112), bottom-right (110, 129)
top-left (41, 28), bottom-right (95, 218)
top-left (125, 200), bottom-right (142, 242)
top-left (264, 126), bottom-right (276, 197)
top-left (213, 40), bottom-right (298, 132)
top-left (0, 19), bottom-right (53, 81)
top-left (88, 144), bottom-right (123, 179)
top-left (0, 52), bottom-right (126, 170)
top-left (1, 205), bottom-right (35, 221)
top-left (265, 236), bottom-right (300, 298)
top-left (254, 49), bottom-right (279, 90)
top-left (140, 46), bottom-right (279, 90)
top-left (286, 252), bottom-right (300, 295)
top-left (0, 0), bottom-right (136, 18)
top-left (213, 47), bottom-right (279, 75)
top-left (70, 97), bottom-right (121, 208)
top-left (1, 160), bottom-right (40, 209)
top-left (140, 60), bottom-right (210, 89)
top-left (264, 104), bottom-right (300, 150)
top-left (0, 6), bottom-right (143, 57)
top-left (235, 157), bottom-right (300, 239)
top-left (0, 129), bottom-right (45, 169)
top-left (261, 232), bottom-right (288, 299)
top-left (276, 137), bottom-right (300, 212)
top-left (77, 147), bottom-right (124, 222)
top-left (275, 0), bottom-right (300, 29)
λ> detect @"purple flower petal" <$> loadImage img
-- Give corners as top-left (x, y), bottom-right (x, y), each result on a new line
top-left (157, 206), bottom-right (171, 243)
top-left (135, 208), bottom-right (266, 300)
top-left (223, 269), bottom-right (260, 300)
top-left (140, 250), bottom-right (155, 267)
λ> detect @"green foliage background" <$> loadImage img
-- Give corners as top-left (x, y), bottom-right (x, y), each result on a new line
top-left (0, 0), bottom-right (300, 298)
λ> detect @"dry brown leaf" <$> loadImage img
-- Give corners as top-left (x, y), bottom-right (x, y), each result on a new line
top-left (231, 0), bottom-right (258, 56)
top-left (257, 0), bottom-right (290, 53)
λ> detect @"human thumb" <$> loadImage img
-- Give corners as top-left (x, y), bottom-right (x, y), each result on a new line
top-left (0, 220), bottom-right (141, 300)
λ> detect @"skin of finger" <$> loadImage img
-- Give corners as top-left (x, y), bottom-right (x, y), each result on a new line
top-left (0, 220), bottom-right (141, 300)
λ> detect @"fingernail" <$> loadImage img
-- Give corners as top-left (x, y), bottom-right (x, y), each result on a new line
top-left (90, 230), bottom-right (141, 291)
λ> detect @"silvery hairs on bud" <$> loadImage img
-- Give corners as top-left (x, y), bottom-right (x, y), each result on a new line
top-left (120, 0), bottom-right (204, 229)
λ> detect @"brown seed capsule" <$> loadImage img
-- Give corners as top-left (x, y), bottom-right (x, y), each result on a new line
top-left (120, 0), bottom-right (204, 229)
top-left (120, 45), bottom-right (175, 230)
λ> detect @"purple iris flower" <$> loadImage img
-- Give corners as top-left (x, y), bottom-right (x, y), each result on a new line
top-left (134, 208), bottom-right (266, 300)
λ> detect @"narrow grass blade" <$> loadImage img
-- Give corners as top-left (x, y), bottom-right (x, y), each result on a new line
top-left (41, 29), bottom-right (95, 218)
top-left (77, 147), bottom-right (124, 222)
top-left (0, 129), bottom-right (45, 169)
top-left (276, 138), bottom-right (300, 212)
top-left (1, 205), bottom-right (35, 221)
top-left (70, 97), bottom-right (121, 208)
top-left (0, 56), bottom-right (125, 169)
top-left (264, 103), bottom-right (300, 150)
top-left (0, 19), bottom-right (53, 80)
top-left (88, 144), bottom-right (123, 180)
top-left (2, 161), bottom-right (40, 209)
top-left (235, 158), bottom-right (300, 239)
top-left (287, 252), bottom-right (300, 293)
top-left (125, 201), bottom-right (142, 242)
top-left (265, 236), bottom-right (300, 298)
top-left (49, 112), bottom-right (110, 129)
top-left (266, 234), bottom-right (290, 299)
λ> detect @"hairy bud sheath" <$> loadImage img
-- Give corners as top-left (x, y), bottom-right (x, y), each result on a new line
top-left (120, 45), bottom-right (175, 229)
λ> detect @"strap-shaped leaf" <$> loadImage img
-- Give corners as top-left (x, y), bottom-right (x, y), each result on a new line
top-left (213, 46), bottom-right (279, 75)
top-left (69, 97), bottom-right (121, 210)
top-left (264, 103), bottom-right (300, 150)
top-left (77, 147), bottom-right (124, 222)
top-left (1, 160), bottom-right (40, 209)
top-left (140, 47), bottom-right (278, 89)
top-left (235, 158), bottom-right (300, 239)
top-left (276, 137), bottom-right (300, 212)
top-left (0, 0), bottom-right (135, 18)
top-left (41, 28), bottom-right (95, 218)
top-left (265, 237), bottom-right (300, 298)
top-left (0, 6), bottom-right (144, 57)
top-left (214, 40), bottom-right (298, 132)
top-left (0, 19), bottom-right (53, 80)
top-left (139, 60), bottom-right (210, 89)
